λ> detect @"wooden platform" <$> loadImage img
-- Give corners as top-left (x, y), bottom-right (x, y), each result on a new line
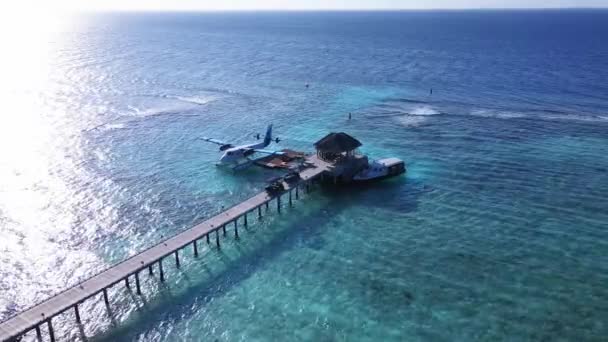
top-left (0, 162), bottom-right (329, 342)
top-left (254, 149), bottom-right (308, 169)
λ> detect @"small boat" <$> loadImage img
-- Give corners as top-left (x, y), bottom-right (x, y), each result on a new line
top-left (353, 158), bottom-right (406, 182)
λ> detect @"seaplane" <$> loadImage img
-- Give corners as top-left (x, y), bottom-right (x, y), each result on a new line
top-left (200, 124), bottom-right (283, 170)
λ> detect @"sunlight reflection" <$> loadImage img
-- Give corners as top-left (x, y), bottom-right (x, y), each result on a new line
top-left (0, 10), bottom-right (109, 317)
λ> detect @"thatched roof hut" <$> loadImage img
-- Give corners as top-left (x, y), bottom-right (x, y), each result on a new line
top-left (314, 132), bottom-right (362, 162)
top-left (314, 132), bottom-right (362, 153)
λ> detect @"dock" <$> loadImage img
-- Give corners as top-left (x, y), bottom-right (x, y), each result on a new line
top-left (0, 162), bottom-right (329, 342)
top-left (254, 149), bottom-right (308, 169)
top-left (1, 131), bottom-right (400, 342)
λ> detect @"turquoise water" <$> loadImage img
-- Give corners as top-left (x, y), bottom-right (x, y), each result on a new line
top-left (1, 11), bottom-right (608, 341)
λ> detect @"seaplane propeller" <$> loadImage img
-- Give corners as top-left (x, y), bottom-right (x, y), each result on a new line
top-left (254, 133), bottom-right (279, 144)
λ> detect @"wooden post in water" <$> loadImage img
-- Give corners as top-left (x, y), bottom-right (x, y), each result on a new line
top-left (74, 304), bottom-right (81, 324)
top-left (258, 205), bottom-right (262, 218)
top-left (125, 276), bottom-right (130, 289)
top-left (289, 189), bottom-right (293, 206)
top-left (47, 318), bottom-right (55, 342)
top-left (102, 289), bottom-right (110, 307)
top-left (159, 259), bottom-right (165, 282)
top-left (295, 185), bottom-right (299, 199)
top-left (215, 229), bottom-right (220, 248)
top-left (148, 264), bottom-right (153, 275)
top-left (35, 325), bottom-right (42, 340)
top-left (193, 240), bottom-right (199, 257)
top-left (135, 272), bottom-right (141, 295)
top-left (277, 195), bottom-right (281, 213)
top-left (206, 233), bottom-right (210, 244)
top-left (244, 212), bottom-right (248, 227)
top-left (222, 225), bottom-right (226, 236)
top-left (234, 220), bottom-right (239, 239)
top-left (175, 250), bottom-right (180, 268)
top-left (265, 201), bottom-right (269, 210)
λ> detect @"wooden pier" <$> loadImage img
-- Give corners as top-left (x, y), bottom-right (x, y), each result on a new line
top-left (0, 163), bottom-right (329, 342)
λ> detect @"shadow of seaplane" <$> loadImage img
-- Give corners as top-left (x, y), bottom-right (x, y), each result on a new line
top-left (200, 124), bottom-right (282, 171)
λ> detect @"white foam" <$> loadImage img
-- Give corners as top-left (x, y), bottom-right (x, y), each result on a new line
top-left (392, 105), bottom-right (441, 126)
top-left (470, 109), bottom-right (608, 123)
top-left (123, 92), bottom-right (220, 118)
top-left (471, 109), bottom-right (526, 119)
top-left (409, 106), bottom-right (441, 116)
top-left (174, 95), bottom-right (217, 106)
top-left (396, 115), bottom-right (429, 127)
top-left (542, 113), bottom-right (608, 123)
top-left (126, 102), bottom-right (185, 117)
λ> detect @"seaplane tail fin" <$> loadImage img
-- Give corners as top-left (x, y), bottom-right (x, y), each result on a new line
top-left (263, 124), bottom-right (273, 147)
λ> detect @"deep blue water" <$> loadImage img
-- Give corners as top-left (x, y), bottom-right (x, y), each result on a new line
top-left (1, 10), bottom-right (608, 341)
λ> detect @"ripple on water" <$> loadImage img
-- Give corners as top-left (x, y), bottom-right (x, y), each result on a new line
top-left (3, 11), bottom-right (608, 342)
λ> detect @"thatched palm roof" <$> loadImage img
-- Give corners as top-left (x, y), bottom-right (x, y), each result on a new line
top-left (314, 132), bottom-right (362, 153)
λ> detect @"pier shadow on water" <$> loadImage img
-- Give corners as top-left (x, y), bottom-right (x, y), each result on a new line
top-left (91, 177), bottom-right (422, 341)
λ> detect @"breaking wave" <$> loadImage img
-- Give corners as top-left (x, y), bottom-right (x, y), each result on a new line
top-left (394, 106), bottom-right (442, 127)
top-left (470, 108), bottom-right (608, 123)
top-left (408, 106), bottom-right (441, 116)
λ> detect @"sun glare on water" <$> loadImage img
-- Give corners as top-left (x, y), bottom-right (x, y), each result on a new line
top-left (0, 5), bottom-right (104, 312)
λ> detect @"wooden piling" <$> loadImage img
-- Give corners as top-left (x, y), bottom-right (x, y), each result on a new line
top-left (102, 289), bottom-right (109, 307)
top-left (289, 189), bottom-right (293, 206)
top-left (148, 264), bottom-right (153, 275)
top-left (222, 225), bottom-right (226, 236)
top-left (296, 185), bottom-right (299, 199)
top-left (159, 259), bottom-right (165, 282)
top-left (175, 250), bottom-right (180, 268)
top-left (135, 272), bottom-right (141, 295)
top-left (35, 325), bottom-right (42, 340)
top-left (258, 205), bottom-right (262, 218)
top-left (277, 195), bottom-right (281, 213)
top-left (47, 319), bottom-right (55, 342)
top-left (244, 212), bottom-right (248, 226)
top-left (74, 305), bottom-right (81, 324)
top-left (193, 240), bottom-right (199, 257)
top-left (206, 233), bottom-right (210, 244)
top-left (125, 277), bottom-right (130, 289)
top-left (215, 229), bottom-right (220, 248)
top-left (234, 220), bottom-right (239, 238)
top-left (265, 201), bottom-right (269, 210)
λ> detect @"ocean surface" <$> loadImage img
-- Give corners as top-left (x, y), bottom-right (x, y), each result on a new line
top-left (1, 10), bottom-right (608, 341)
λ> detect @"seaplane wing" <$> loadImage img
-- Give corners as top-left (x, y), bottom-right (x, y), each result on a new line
top-left (253, 149), bottom-right (284, 155)
top-left (200, 137), bottom-right (234, 151)
top-left (201, 137), bottom-right (230, 146)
